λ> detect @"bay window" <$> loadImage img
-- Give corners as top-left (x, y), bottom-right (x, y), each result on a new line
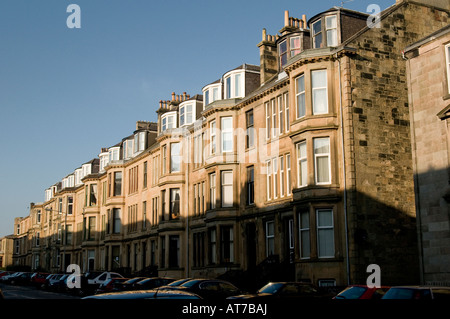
top-left (326, 15), bottom-right (338, 47)
top-left (170, 142), bottom-right (181, 173)
top-left (266, 221), bottom-right (275, 257)
top-left (299, 211), bottom-right (310, 259)
top-left (224, 71), bottom-right (244, 99)
top-left (179, 103), bottom-right (194, 126)
top-left (296, 74), bottom-right (305, 118)
top-left (317, 209), bottom-right (334, 258)
top-left (161, 112), bottom-right (177, 132)
top-left (221, 170), bottom-right (233, 208)
top-left (312, 19), bottom-right (322, 49)
top-left (297, 141), bottom-right (307, 187)
top-left (210, 120), bottom-right (216, 155)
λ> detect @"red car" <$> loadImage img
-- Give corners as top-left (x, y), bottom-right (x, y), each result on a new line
top-left (333, 285), bottom-right (390, 299)
top-left (30, 272), bottom-right (50, 288)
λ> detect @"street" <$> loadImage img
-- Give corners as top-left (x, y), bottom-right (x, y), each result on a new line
top-left (0, 283), bottom-right (80, 299)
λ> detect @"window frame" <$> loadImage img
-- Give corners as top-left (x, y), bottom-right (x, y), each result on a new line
top-left (221, 117), bottom-right (233, 153)
top-left (325, 15), bottom-right (338, 47)
top-left (446, 43), bottom-right (450, 94)
top-left (316, 209), bottom-right (335, 258)
top-left (314, 137), bottom-right (331, 185)
top-left (297, 141), bottom-right (307, 187)
top-left (221, 170), bottom-right (233, 208)
top-left (265, 221), bottom-right (275, 257)
top-left (311, 69), bottom-right (328, 115)
top-left (299, 211), bottom-right (311, 259)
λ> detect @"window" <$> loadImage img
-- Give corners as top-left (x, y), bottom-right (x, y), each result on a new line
top-left (314, 137), bottom-right (331, 184)
top-left (247, 166), bottom-right (255, 205)
top-left (317, 209), bottom-right (334, 258)
top-left (113, 172), bottom-right (122, 196)
top-left (297, 141), bottom-right (307, 187)
top-left (112, 208), bottom-right (121, 234)
top-left (221, 226), bottom-right (234, 263)
top-left (273, 158), bottom-right (278, 199)
top-left (221, 171), bottom-right (233, 208)
top-left (446, 44), bottom-right (450, 94)
top-left (266, 160), bottom-right (272, 200)
top-left (160, 236), bottom-right (166, 268)
top-left (169, 235), bottom-right (180, 268)
top-left (312, 70), bottom-right (328, 114)
top-left (279, 39), bottom-right (288, 67)
top-left (284, 92), bottom-right (290, 132)
top-left (89, 184), bottom-right (97, 206)
top-left (299, 211), bottom-right (310, 258)
top-left (246, 109), bottom-right (254, 148)
top-left (36, 232), bottom-right (40, 247)
top-left (87, 216), bottom-right (96, 241)
top-left (161, 112), bottom-right (176, 131)
top-left (312, 19), bottom-right (322, 49)
top-left (161, 190), bottom-right (166, 221)
top-left (209, 228), bottom-right (217, 264)
top-left (143, 161), bottom-right (148, 188)
top-left (210, 173), bottom-right (216, 209)
top-left (170, 188), bottom-right (180, 220)
top-left (280, 156), bottom-right (285, 197)
top-left (126, 138), bottom-right (133, 158)
top-left (286, 154), bottom-right (292, 195)
top-left (67, 197), bottom-right (73, 215)
top-left (109, 148), bottom-right (120, 162)
top-left (66, 224), bottom-right (73, 245)
top-left (193, 232), bottom-right (205, 267)
top-left (162, 146), bottom-right (167, 175)
top-left (179, 103), bottom-right (194, 126)
top-left (326, 15), bottom-right (337, 47)
top-left (221, 117), bottom-right (233, 153)
top-left (265, 102), bottom-right (271, 140)
top-left (210, 121), bottom-right (216, 155)
top-left (278, 95), bottom-right (284, 134)
top-left (37, 210), bottom-right (41, 224)
top-left (290, 36), bottom-right (301, 57)
top-left (296, 74), bottom-right (306, 118)
top-left (224, 72), bottom-right (244, 99)
top-left (266, 221), bottom-right (275, 257)
top-left (271, 99), bottom-right (277, 138)
top-left (170, 143), bottom-right (181, 172)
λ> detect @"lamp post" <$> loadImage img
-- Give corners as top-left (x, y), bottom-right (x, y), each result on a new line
top-left (45, 207), bottom-right (68, 273)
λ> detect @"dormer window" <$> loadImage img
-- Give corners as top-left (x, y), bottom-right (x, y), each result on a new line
top-left (75, 168), bottom-right (83, 186)
top-left (279, 40), bottom-right (288, 67)
top-left (203, 83), bottom-right (221, 108)
top-left (82, 164), bottom-right (92, 178)
top-left (109, 147), bottom-right (120, 162)
top-left (224, 71), bottom-right (244, 99)
top-left (99, 152), bottom-right (109, 172)
top-left (161, 112), bottom-right (177, 132)
top-left (123, 139), bottom-right (134, 160)
top-left (134, 131), bottom-right (146, 153)
top-left (279, 36), bottom-right (303, 68)
top-left (179, 102), bottom-right (194, 126)
top-left (312, 15), bottom-right (337, 48)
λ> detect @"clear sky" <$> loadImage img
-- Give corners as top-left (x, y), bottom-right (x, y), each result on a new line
top-left (0, 0), bottom-right (395, 237)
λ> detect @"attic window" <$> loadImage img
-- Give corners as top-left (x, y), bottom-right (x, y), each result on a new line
top-left (279, 40), bottom-right (288, 66)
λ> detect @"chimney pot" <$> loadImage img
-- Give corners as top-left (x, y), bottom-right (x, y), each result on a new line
top-left (172, 92), bottom-right (176, 101)
top-left (302, 15), bottom-right (307, 28)
top-left (262, 28), bottom-right (267, 41)
top-left (284, 10), bottom-right (289, 27)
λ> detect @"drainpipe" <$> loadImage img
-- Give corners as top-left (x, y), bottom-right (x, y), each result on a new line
top-left (337, 52), bottom-right (350, 286)
top-left (185, 134), bottom-right (190, 278)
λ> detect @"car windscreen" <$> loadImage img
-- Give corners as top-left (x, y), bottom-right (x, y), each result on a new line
top-left (86, 272), bottom-right (102, 279)
top-left (181, 280), bottom-right (202, 288)
top-left (335, 286), bottom-right (367, 299)
top-left (383, 288), bottom-right (431, 299)
top-left (257, 283), bottom-right (284, 294)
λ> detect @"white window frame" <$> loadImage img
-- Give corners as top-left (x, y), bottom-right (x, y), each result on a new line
top-left (221, 117), bottom-right (233, 153)
top-left (210, 120), bottom-right (216, 155)
top-left (170, 142), bottom-right (181, 173)
top-left (265, 102), bottom-right (271, 140)
top-left (210, 173), bottom-right (216, 209)
top-left (325, 15), bottom-right (338, 47)
top-left (221, 170), bottom-right (233, 208)
top-left (316, 209), bottom-right (335, 258)
top-left (265, 221), bottom-right (275, 257)
top-left (296, 74), bottom-right (306, 119)
top-left (179, 102), bottom-right (195, 126)
top-left (161, 111), bottom-right (177, 131)
top-left (286, 154), bottom-right (291, 195)
top-left (290, 36), bottom-right (301, 57)
top-left (284, 92), bottom-right (290, 132)
top-left (312, 19), bottom-right (322, 49)
top-left (280, 155), bottom-right (285, 197)
top-left (314, 137), bottom-right (331, 185)
top-left (446, 43), bottom-right (450, 94)
top-left (278, 95), bottom-right (284, 134)
top-left (299, 211), bottom-right (310, 259)
top-left (273, 157), bottom-right (278, 199)
top-left (271, 99), bottom-right (277, 138)
top-left (297, 141), bottom-right (307, 187)
top-left (266, 160), bottom-right (272, 200)
top-left (224, 71), bottom-right (245, 99)
top-left (279, 39), bottom-right (288, 67)
top-left (312, 70), bottom-right (328, 115)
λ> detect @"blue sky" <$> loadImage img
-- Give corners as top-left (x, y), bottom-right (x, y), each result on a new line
top-left (0, 0), bottom-right (395, 237)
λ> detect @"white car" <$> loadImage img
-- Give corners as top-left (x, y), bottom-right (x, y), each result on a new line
top-left (85, 271), bottom-right (124, 286)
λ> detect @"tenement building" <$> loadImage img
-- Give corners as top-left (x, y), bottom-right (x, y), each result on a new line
top-left (11, 0), bottom-right (450, 290)
top-left (405, 23), bottom-right (450, 285)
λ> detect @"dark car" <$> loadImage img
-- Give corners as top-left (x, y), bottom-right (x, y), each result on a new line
top-left (382, 286), bottom-right (450, 300)
top-left (159, 278), bottom-right (193, 289)
top-left (333, 285), bottom-right (390, 299)
top-left (44, 274), bottom-right (65, 290)
top-left (228, 282), bottom-right (330, 300)
top-left (65, 273), bottom-right (97, 297)
top-left (133, 277), bottom-right (175, 290)
top-left (168, 279), bottom-right (242, 301)
top-left (10, 272), bottom-right (33, 285)
top-left (95, 277), bottom-right (129, 294)
top-left (30, 272), bottom-right (50, 288)
top-left (83, 289), bottom-right (202, 300)
top-left (119, 277), bottom-right (148, 291)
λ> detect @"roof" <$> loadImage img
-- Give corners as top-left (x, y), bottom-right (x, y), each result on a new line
top-left (307, 6), bottom-right (369, 25)
top-left (404, 24), bottom-right (450, 53)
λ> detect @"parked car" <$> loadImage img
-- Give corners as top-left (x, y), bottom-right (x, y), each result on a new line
top-left (85, 271), bottom-right (124, 286)
top-left (333, 285), bottom-right (390, 299)
top-left (228, 282), bottom-right (330, 300)
top-left (133, 277), bottom-right (175, 290)
top-left (10, 272), bottom-right (33, 285)
top-left (83, 289), bottom-right (203, 300)
top-left (30, 272), bottom-right (50, 288)
top-left (168, 279), bottom-right (242, 301)
top-left (45, 274), bottom-right (66, 291)
top-left (1, 272), bottom-right (22, 284)
top-left (95, 277), bottom-right (129, 294)
top-left (382, 286), bottom-right (450, 300)
top-left (159, 278), bottom-right (193, 289)
top-left (119, 277), bottom-right (148, 291)
top-left (0, 271), bottom-right (14, 280)
top-left (65, 273), bottom-right (96, 297)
